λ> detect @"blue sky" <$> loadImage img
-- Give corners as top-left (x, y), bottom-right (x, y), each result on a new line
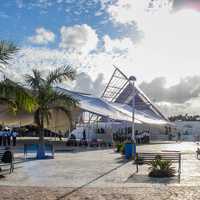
top-left (0, 0), bottom-right (103, 45)
top-left (0, 0), bottom-right (136, 47)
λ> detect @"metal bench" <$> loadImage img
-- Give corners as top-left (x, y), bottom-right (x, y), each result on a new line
top-left (0, 148), bottom-right (14, 174)
top-left (135, 152), bottom-right (181, 178)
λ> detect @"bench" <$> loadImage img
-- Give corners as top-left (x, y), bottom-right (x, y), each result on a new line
top-left (0, 148), bottom-right (14, 174)
top-left (135, 152), bottom-right (181, 178)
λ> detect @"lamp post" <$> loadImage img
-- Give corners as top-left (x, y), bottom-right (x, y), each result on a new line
top-left (129, 76), bottom-right (137, 157)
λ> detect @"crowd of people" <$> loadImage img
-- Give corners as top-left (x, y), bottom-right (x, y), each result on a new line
top-left (0, 128), bottom-right (17, 147)
top-left (113, 129), bottom-right (151, 144)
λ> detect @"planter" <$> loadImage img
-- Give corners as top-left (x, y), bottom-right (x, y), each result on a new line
top-left (125, 143), bottom-right (136, 159)
top-left (149, 169), bottom-right (175, 178)
top-left (36, 143), bottom-right (46, 159)
top-left (24, 143), bottom-right (54, 160)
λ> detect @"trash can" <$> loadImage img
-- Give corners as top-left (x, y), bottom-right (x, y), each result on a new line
top-left (125, 142), bottom-right (136, 160)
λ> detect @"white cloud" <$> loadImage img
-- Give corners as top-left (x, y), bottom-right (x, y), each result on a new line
top-left (103, 35), bottom-right (134, 53)
top-left (28, 27), bottom-right (55, 45)
top-left (4, 46), bottom-right (106, 97)
top-left (5, 47), bottom-right (74, 82)
top-left (4, 41), bottom-right (132, 89)
top-left (107, 0), bottom-right (172, 25)
top-left (59, 24), bottom-right (99, 55)
top-left (104, 0), bottom-right (200, 86)
top-left (0, 11), bottom-right (9, 18)
top-left (5, 46), bottom-right (104, 83)
top-left (156, 98), bottom-right (200, 116)
top-left (73, 72), bottom-right (105, 96)
top-left (57, 0), bottom-right (63, 3)
top-left (16, 0), bottom-right (24, 9)
top-left (140, 76), bottom-right (200, 104)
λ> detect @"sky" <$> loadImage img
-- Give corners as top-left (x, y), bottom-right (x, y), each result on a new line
top-left (1, 0), bottom-right (200, 116)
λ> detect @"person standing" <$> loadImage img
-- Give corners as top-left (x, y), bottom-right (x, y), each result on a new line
top-left (12, 130), bottom-right (17, 147)
top-left (58, 131), bottom-right (62, 141)
top-left (3, 130), bottom-right (7, 146)
top-left (0, 130), bottom-right (2, 146)
top-left (178, 132), bottom-right (181, 142)
top-left (7, 130), bottom-right (11, 146)
top-left (83, 129), bottom-right (86, 140)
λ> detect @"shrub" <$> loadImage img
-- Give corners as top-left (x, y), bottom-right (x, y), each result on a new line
top-left (116, 143), bottom-right (123, 153)
top-left (120, 143), bottom-right (125, 155)
top-left (115, 143), bottom-right (125, 154)
top-left (148, 155), bottom-right (176, 178)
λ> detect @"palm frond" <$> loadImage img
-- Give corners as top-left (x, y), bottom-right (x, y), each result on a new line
top-left (0, 78), bottom-right (37, 113)
top-left (46, 65), bottom-right (76, 85)
top-left (47, 90), bottom-right (78, 108)
top-left (0, 41), bottom-right (18, 65)
top-left (24, 69), bottom-right (45, 91)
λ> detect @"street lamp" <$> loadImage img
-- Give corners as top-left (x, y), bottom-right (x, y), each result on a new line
top-left (129, 75), bottom-right (137, 158)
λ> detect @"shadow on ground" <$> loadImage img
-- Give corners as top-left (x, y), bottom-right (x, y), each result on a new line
top-left (115, 156), bottom-right (128, 164)
top-left (126, 173), bottom-right (179, 184)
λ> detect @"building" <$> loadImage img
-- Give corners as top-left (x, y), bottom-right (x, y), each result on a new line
top-left (175, 121), bottom-right (200, 141)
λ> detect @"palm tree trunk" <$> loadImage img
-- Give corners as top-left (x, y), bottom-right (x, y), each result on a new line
top-left (37, 111), bottom-right (46, 159)
top-left (39, 116), bottom-right (44, 143)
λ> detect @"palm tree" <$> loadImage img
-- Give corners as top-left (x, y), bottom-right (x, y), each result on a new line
top-left (0, 40), bottom-right (18, 66)
top-left (25, 66), bottom-right (77, 158)
top-left (0, 66), bottom-right (76, 158)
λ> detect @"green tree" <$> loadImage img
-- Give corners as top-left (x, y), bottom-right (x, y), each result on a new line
top-left (24, 66), bottom-right (77, 158)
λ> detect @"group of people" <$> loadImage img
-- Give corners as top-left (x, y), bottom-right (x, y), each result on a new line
top-left (135, 130), bottom-right (150, 144)
top-left (0, 129), bottom-right (17, 147)
top-left (113, 130), bottom-right (151, 144)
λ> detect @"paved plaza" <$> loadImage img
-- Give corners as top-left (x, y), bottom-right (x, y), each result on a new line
top-left (1, 141), bottom-right (200, 199)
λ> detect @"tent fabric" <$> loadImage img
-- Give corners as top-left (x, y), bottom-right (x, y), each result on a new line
top-left (115, 83), bottom-right (168, 121)
top-left (110, 102), bottom-right (167, 125)
top-left (56, 87), bottom-right (168, 125)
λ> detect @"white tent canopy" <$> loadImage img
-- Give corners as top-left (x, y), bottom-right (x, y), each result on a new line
top-left (56, 87), bottom-right (168, 125)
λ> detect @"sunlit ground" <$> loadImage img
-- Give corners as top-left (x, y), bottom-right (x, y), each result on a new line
top-left (0, 141), bottom-right (200, 187)
top-left (1, 141), bottom-right (200, 199)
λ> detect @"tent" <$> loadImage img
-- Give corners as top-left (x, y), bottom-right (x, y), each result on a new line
top-left (56, 87), bottom-right (168, 125)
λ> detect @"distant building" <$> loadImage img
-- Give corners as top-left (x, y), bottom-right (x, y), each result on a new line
top-left (175, 121), bottom-right (200, 141)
